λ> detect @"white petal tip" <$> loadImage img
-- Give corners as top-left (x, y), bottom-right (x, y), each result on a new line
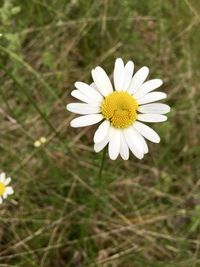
top-left (70, 121), bottom-right (77, 128)
top-left (159, 115), bottom-right (168, 122)
top-left (94, 145), bottom-right (102, 153)
top-left (74, 81), bottom-right (79, 87)
top-left (122, 157), bottom-right (129, 161)
top-left (91, 69), bottom-right (95, 75)
top-left (109, 156), bottom-right (117, 161)
top-left (156, 79), bottom-right (163, 87)
top-left (70, 122), bottom-right (74, 127)
top-left (127, 60), bottom-right (134, 65)
top-left (154, 137), bottom-right (160, 143)
top-left (116, 57), bottom-right (123, 62)
top-left (95, 66), bottom-right (101, 71)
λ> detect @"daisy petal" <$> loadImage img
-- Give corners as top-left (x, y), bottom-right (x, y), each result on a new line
top-left (6, 186), bottom-right (14, 195)
top-left (70, 114), bottom-right (103, 128)
top-left (141, 135), bottom-right (148, 154)
top-left (123, 61), bottom-right (134, 91)
top-left (90, 82), bottom-right (98, 91)
top-left (120, 133), bottom-right (129, 160)
top-left (108, 129), bottom-right (121, 160)
top-left (5, 177), bottom-right (11, 186)
top-left (94, 137), bottom-right (109, 153)
top-left (75, 82), bottom-right (103, 102)
top-left (131, 127), bottom-right (149, 154)
top-left (91, 69), bottom-right (110, 97)
top-left (123, 127), bottom-right (144, 159)
top-left (71, 90), bottom-right (99, 106)
top-left (137, 114), bottom-right (167, 123)
top-left (134, 79), bottom-right (163, 98)
top-left (66, 103), bottom-right (100, 115)
top-left (0, 197), bottom-right (2, 204)
top-left (3, 192), bottom-right (7, 199)
top-left (94, 126), bottom-right (114, 152)
top-left (138, 103), bottom-right (170, 114)
top-left (133, 121), bottom-right (160, 143)
top-left (0, 172), bottom-right (6, 182)
top-left (94, 66), bottom-right (113, 94)
top-left (94, 120), bottom-right (110, 143)
top-left (128, 66), bottom-right (149, 94)
top-left (137, 92), bottom-right (167, 105)
top-left (114, 58), bottom-right (125, 91)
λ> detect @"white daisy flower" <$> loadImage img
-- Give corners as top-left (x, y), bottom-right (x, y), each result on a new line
top-left (67, 58), bottom-right (170, 160)
top-left (0, 172), bottom-right (14, 204)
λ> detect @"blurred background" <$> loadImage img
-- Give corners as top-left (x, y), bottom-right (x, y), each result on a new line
top-left (0, 0), bottom-right (200, 266)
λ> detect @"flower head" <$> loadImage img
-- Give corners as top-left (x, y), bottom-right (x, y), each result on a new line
top-left (34, 136), bottom-right (47, 148)
top-left (67, 58), bottom-right (170, 160)
top-left (0, 172), bottom-right (14, 204)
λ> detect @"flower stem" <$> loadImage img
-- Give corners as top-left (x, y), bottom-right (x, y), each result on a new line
top-left (98, 149), bottom-right (106, 180)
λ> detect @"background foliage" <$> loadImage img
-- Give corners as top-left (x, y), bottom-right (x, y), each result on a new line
top-left (0, 0), bottom-right (200, 266)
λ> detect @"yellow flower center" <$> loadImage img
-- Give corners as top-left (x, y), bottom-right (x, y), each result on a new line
top-left (101, 91), bottom-right (138, 128)
top-left (0, 182), bottom-right (5, 196)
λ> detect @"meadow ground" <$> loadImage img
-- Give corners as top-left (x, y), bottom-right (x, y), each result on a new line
top-left (0, 0), bottom-right (200, 266)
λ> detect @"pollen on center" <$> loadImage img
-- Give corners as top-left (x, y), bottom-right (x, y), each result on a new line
top-left (0, 182), bottom-right (5, 196)
top-left (101, 91), bottom-right (138, 128)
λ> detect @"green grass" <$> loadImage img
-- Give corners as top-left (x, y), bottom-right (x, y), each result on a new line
top-left (0, 0), bottom-right (200, 266)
